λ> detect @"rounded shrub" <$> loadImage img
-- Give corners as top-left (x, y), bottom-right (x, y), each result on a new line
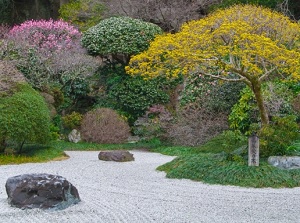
top-left (0, 83), bottom-right (51, 152)
top-left (81, 108), bottom-right (131, 144)
top-left (81, 16), bottom-right (163, 57)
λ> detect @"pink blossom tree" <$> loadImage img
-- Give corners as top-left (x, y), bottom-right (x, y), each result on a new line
top-left (3, 19), bottom-right (99, 99)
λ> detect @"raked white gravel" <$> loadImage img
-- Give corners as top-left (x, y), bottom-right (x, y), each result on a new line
top-left (0, 150), bottom-right (300, 223)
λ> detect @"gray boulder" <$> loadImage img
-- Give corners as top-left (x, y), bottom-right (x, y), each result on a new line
top-left (5, 173), bottom-right (80, 210)
top-left (268, 156), bottom-right (300, 169)
top-left (98, 150), bottom-right (134, 162)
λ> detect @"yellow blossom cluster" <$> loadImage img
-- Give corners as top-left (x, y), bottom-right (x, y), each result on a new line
top-left (126, 4), bottom-right (300, 82)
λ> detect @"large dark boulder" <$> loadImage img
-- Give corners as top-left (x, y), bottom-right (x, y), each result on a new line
top-left (98, 150), bottom-right (134, 162)
top-left (5, 173), bottom-right (80, 210)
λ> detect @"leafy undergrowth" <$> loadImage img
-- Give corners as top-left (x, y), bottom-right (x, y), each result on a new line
top-left (157, 154), bottom-right (300, 188)
top-left (0, 145), bottom-right (67, 165)
top-left (154, 132), bottom-right (300, 188)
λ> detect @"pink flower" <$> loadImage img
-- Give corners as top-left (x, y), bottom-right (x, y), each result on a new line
top-left (8, 19), bottom-right (81, 53)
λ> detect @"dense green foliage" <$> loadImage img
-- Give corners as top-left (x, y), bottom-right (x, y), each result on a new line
top-left (0, 84), bottom-right (51, 152)
top-left (229, 83), bottom-right (297, 133)
top-left (229, 87), bottom-right (256, 133)
top-left (62, 112), bottom-right (83, 130)
top-left (108, 76), bottom-right (170, 120)
top-left (259, 115), bottom-right (300, 157)
top-left (95, 63), bottom-right (179, 123)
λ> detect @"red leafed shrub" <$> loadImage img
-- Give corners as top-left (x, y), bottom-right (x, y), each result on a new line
top-left (81, 108), bottom-right (131, 144)
top-left (166, 105), bottom-right (229, 146)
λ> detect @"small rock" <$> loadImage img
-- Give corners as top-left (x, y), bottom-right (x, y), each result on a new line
top-left (98, 150), bottom-right (134, 162)
top-left (127, 136), bottom-right (140, 143)
top-left (68, 129), bottom-right (81, 143)
top-left (5, 173), bottom-right (80, 210)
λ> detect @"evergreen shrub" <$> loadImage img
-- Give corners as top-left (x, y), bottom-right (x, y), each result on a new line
top-left (82, 16), bottom-right (162, 59)
top-left (0, 84), bottom-right (51, 152)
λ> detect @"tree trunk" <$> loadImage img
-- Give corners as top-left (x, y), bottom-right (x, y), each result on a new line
top-left (251, 80), bottom-right (269, 127)
top-left (18, 140), bottom-right (26, 154)
top-left (0, 138), bottom-right (6, 153)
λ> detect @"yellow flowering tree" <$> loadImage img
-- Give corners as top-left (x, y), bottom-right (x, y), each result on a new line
top-left (126, 4), bottom-right (300, 127)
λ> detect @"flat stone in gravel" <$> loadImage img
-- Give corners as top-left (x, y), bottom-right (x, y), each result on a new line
top-left (98, 150), bottom-right (134, 162)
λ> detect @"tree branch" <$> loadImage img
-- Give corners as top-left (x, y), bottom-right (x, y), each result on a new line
top-left (190, 69), bottom-right (251, 85)
top-left (259, 67), bottom-right (277, 81)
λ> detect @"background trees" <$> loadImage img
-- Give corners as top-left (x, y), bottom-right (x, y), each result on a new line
top-left (212, 0), bottom-right (300, 20)
top-left (82, 17), bottom-right (177, 123)
top-left (127, 4), bottom-right (300, 128)
top-left (1, 1), bottom-right (300, 151)
top-left (0, 0), bottom-right (62, 24)
top-left (103, 0), bottom-right (220, 32)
